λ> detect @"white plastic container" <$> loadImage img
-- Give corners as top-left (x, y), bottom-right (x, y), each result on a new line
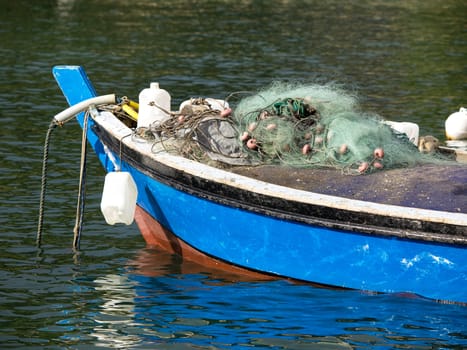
top-left (179, 98), bottom-right (229, 113)
top-left (385, 121), bottom-right (419, 146)
top-left (205, 98), bottom-right (230, 111)
top-left (445, 107), bottom-right (467, 140)
top-left (100, 172), bottom-right (138, 225)
top-left (137, 82), bottom-right (171, 128)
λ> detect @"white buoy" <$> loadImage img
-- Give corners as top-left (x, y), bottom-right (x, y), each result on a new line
top-left (100, 172), bottom-right (138, 225)
top-left (445, 107), bottom-right (467, 140)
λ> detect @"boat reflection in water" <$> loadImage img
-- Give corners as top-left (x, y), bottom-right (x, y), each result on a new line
top-left (90, 247), bottom-right (355, 349)
top-left (92, 274), bottom-right (139, 348)
top-left (87, 247), bottom-right (466, 349)
top-left (90, 247), bottom-right (276, 348)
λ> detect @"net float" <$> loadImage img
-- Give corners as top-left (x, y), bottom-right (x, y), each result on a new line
top-left (240, 131), bottom-right (250, 142)
top-left (246, 138), bottom-right (258, 150)
top-left (358, 161), bottom-right (369, 173)
top-left (248, 122), bottom-right (258, 132)
top-left (266, 123), bottom-right (277, 131)
top-left (220, 107), bottom-right (232, 118)
top-left (373, 161), bottom-right (384, 169)
top-left (374, 147), bottom-right (384, 159)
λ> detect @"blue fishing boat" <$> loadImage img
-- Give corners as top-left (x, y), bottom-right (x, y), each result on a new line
top-left (49, 65), bottom-right (466, 304)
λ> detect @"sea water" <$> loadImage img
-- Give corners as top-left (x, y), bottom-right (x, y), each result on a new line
top-left (1, 0), bottom-right (465, 348)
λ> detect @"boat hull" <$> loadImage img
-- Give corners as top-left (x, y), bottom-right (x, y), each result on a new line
top-left (127, 164), bottom-right (466, 302)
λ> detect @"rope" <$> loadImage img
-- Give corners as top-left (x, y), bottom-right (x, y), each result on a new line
top-left (36, 121), bottom-right (56, 247)
top-left (147, 98), bottom-right (229, 162)
top-left (72, 111), bottom-right (89, 250)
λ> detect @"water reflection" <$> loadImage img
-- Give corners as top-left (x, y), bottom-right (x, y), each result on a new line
top-left (92, 274), bottom-right (140, 348)
top-left (128, 247), bottom-right (277, 282)
top-left (82, 247), bottom-right (467, 349)
top-left (55, 0), bottom-right (75, 18)
top-left (87, 247), bottom-right (270, 349)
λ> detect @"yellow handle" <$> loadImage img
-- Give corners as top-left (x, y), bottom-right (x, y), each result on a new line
top-left (122, 104), bottom-right (138, 121)
top-left (127, 100), bottom-right (139, 111)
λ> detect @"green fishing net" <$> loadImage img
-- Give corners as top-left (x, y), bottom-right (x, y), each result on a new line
top-left (232, 82), bottom-right (446, 174)
top-left (140, 82), bottom-right (454, 174)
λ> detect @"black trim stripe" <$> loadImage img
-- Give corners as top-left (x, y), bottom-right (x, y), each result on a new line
top-left (92, 123), bottom-right (467, 246)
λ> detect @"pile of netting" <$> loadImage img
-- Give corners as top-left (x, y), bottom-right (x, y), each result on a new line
top-left (144, 82), bottom-right (449, 174)
top-left (232, 82), bottom-right (445, 174)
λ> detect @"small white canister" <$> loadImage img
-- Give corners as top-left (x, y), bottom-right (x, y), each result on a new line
top-left (137, 82), bottom-right (171, 128)
top-left (100, 172), bottom-right (138, 225)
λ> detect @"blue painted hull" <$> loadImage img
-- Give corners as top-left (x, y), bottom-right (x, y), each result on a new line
top-left (52, 66), bottom-right (467, 303)
top-left (133, 166), bottom-right (466, 301)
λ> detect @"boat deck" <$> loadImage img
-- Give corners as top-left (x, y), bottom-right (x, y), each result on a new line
top-left (232, 164), bottom-right (466, 213)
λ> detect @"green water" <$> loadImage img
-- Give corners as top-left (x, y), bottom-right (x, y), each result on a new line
top-left (0, 0), bottom-right (466, 348)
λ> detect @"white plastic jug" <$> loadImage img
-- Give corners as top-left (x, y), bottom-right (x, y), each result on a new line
top-left (137, 82), bottom-right (171, 128)
top-left (100, 172), bottom-right (138, 225)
